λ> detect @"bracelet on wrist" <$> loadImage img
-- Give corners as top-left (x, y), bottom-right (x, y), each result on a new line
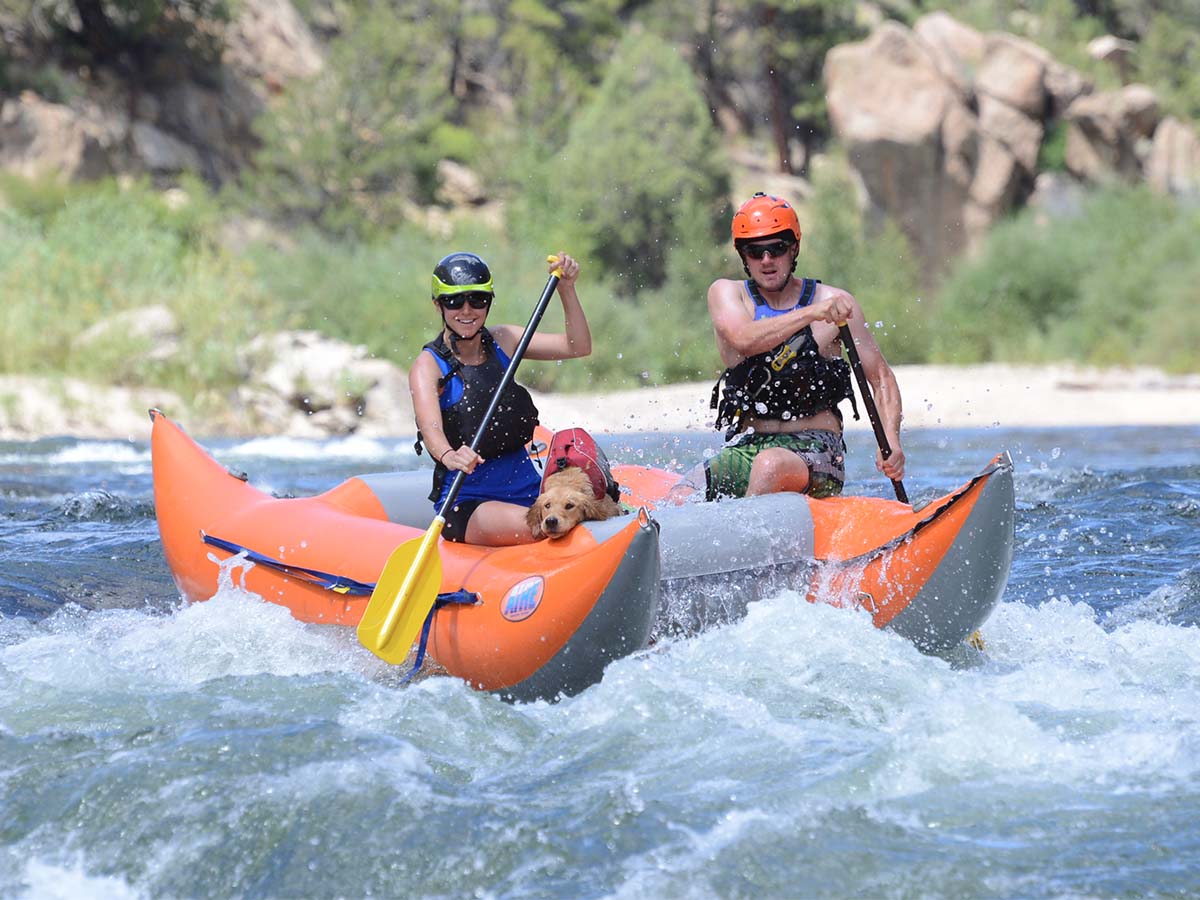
top-left (439, 448), bottom-right (452, 464)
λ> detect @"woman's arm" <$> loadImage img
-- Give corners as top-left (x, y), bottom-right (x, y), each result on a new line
top-left (410, 351), bottom-right (483, 471)
top-left (494, 254), bottom-right (592, 361)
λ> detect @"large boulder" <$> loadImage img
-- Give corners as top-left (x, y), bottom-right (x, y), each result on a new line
top-left (1064, 84), bottom-right (1161, 182)
top-left (976, 34), bottom-right (1049, 118)
top-left (826, 20), bottom-right (1042, 278)
top-left (913, 11), bottom-right (986, 100)
top-left (0, 0), bottom-right (322, 185)
top-left (224, 0), bottom-right (323, 88)
top-left (237, 331), bottom-right (413, 437)
top-left (0, 92), bottom-right (122, 181)
top-left (0, 375), bottom-right (183, 440)
top-left (1087, 35), bottom-right (1137, 83)
top-left (1146, 116), bottom-right (1200, 200)
top-left (824, 14), bottom-right (1095, 280)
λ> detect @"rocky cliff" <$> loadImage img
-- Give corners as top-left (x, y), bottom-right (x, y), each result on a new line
top-left (825, 12), bottom-right (1200, 279)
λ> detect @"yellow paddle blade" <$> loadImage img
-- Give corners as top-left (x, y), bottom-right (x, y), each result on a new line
top-left (357, 521), bottom-right (444, 665)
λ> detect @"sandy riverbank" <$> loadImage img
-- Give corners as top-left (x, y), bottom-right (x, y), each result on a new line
top-left (2, 364), bottom-right (1199, 441)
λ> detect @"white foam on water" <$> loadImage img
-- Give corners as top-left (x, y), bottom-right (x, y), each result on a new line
top-left (3, 551), bottom-right (1197, 899)
top-left (16, 858), bottom-right (142, 900)
top-left (252, 744), bottom-right (437, 813)
top-left (227, 434), bottom-right (412, 461)
top-left (606, 809), bottom-right (774, 900)
top-left (46, 443), bottom-right (150, 466)
top-left (0, 577), bottom-right (371, 697)
top-left (560, 586), bottom-right (1200, 896)
top-left (580, 582), bottom-right (1200, 799)
top-left (0, 442), bottom-right (149, 468)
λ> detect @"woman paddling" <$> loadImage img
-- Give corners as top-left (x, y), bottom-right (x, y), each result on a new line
top-left (410, 251), bottom-right (592, 545)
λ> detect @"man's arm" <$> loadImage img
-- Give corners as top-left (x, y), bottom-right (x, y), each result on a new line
top-left (841, 301), bottom-right (905, 480)
top-left (708, 279), bottom-right (853, 366)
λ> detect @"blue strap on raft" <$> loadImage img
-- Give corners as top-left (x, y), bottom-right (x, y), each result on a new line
top-left (401, 590), bottom-right (478, 684)
top-left (202, 533), bottom-right (379, 595)
top-left (202, 533), bottom-right (478, 681)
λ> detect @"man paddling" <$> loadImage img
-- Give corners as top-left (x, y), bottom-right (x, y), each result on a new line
top-left (694, 192), bottom-right (905, 501)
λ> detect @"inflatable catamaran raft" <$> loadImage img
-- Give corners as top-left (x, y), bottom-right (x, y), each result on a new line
top-left (151, 411), bottom-right (1015, 701)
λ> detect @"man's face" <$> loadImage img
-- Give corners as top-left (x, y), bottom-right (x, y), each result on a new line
top-left (742, 237), bottom-right (797, 290)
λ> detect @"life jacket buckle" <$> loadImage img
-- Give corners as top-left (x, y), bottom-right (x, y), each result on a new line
top-left (769, 344), bottom-right (796, 372)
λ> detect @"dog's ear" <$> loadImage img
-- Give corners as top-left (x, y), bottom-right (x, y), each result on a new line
top-left (525, 501), bottom-right (545, 539)
top-left (579, 494), bottom-right (610, 522)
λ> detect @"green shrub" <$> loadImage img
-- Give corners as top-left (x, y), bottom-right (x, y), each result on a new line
top-left (1037, 120), bottom-right (1069, 173)
top-left (800, 160), bottom-right (928, 363)
top-left (243, 2), bottom-right (460, 237)
top-left (932, 185), bottom-right (1199, 371)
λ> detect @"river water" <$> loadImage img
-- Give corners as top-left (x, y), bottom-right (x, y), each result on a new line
top-left (2, 425), bottom-right (1198, 899)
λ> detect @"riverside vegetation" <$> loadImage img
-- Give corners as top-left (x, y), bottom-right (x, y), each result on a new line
top-left (1, 0), bottom-right (1198, 422)
top-left (4, 171), bottom-right (1196, 404)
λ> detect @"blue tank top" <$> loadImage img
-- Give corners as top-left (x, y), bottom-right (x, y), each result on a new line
top-left (749, 278), bottom-right (817, 320)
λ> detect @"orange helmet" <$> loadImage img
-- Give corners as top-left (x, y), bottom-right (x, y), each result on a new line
top-left (731, 192), bottom-right (801, 244)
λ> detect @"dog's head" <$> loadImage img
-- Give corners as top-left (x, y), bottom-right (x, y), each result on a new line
top-left (526, 466), bottom-right (617, 539)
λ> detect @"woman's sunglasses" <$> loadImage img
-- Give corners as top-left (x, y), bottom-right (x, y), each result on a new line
top-left (438, 292), bottom-right (493, 310)
top-left (743, 239), bottom-right (795, 260)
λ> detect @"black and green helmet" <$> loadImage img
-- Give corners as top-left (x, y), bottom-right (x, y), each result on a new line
top-left (431, 252), bottom-right (495, 300)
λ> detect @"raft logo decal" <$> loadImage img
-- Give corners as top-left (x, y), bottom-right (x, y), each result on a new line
top-left (501, 576), bottom-right (544, 622)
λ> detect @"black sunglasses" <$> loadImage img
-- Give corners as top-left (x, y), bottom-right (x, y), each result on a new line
top-left (743, 239), bottom-right (794, 260)
top-left (438, 292), bottom-right (493, 310)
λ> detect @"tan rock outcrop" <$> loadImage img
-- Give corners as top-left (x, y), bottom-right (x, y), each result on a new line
top-left (1064, 84), bottom-right (1162, 182)
top-left (0, 0), bottom-right (322, 185)
top-left (1146, 116), bottom-right (1200, 199)
top-left (825, 19), bottom-right (1056, 278)
top-left (825, 13), bottom-right (1114, 280)
top-left (237, 331), bottom-right (413, 437)
top-left (0, 93), bottom-right (122, 181)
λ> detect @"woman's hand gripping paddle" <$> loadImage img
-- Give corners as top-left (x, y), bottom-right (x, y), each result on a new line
top-left (357, 260), bottom-right (565, 665)
top-left (838, 321), bottom-right (909, 505)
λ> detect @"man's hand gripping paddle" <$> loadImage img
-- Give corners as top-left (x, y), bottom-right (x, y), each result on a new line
top-left (357, 259), bottom-right (565, 664)
top-left (838, 321), bottom-right (909, 505)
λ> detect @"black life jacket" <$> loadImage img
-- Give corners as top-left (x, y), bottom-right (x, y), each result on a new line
top-left (416, 328), bottom-right (540, 465)
top-left (710, 278), bottom-right (858, 440)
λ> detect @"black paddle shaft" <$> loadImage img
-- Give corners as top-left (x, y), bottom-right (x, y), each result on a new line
top-left (838, 323), bottom-right (909, 505)
top-left (437, 273), bottom-right (561, 519)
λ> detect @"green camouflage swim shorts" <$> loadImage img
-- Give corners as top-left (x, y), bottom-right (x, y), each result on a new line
top-left (703, 429), bottom-right (846, 501)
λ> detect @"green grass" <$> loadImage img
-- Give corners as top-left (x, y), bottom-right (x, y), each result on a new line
top-left (931, 185), bottom-right (1200, 372)
top-left (2, 174), bottom-right (1195, 429)
top-left (0, 175), bottom-right (282, 417)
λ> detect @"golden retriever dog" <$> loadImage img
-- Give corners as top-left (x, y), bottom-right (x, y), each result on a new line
top-left (526, 467), bottom-right (622, 539)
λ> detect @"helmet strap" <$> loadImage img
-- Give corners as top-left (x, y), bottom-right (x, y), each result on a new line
top-left (442, 313), bottom-right (486, 356)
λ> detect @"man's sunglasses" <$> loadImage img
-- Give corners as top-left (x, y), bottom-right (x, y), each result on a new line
top-left (438, 292), bottom-right (493, 310)
top-left (743, 239), bottom-right (795, 260)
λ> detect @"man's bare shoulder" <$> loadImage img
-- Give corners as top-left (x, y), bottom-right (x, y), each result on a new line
top-left (708, 277), bottom-right (747, 303)
top-left (709, 276), bottom-right (744, 291)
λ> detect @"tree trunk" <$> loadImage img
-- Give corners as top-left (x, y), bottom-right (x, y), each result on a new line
top-left (762, 5), bottom-right (793, 174)
top-left (73, 0), bottom-right (122, 61)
